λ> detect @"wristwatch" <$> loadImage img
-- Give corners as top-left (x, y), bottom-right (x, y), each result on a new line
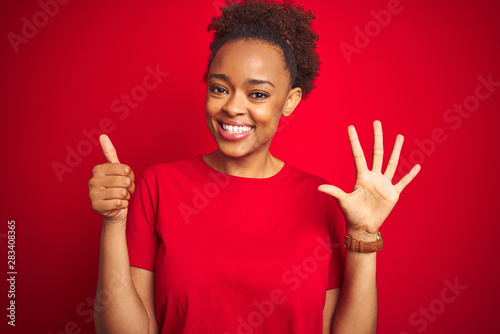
top-left (344, 231), bottom-right (383, 253)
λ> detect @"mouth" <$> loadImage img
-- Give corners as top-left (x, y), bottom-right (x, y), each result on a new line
top-left (217, 121), bottom-right (254, 140)
top-left (220, 122), bottom-right (253, 134)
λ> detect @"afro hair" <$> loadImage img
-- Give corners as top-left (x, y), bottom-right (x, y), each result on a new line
top-left (203, 0), bottom-right (320, 100)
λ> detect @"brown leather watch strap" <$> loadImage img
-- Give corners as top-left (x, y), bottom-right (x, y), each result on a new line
top-left (344, 231), bottom-right (383, 253)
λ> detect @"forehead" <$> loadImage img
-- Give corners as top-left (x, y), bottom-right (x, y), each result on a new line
top-left (209, 39), bottom-right (290, 85)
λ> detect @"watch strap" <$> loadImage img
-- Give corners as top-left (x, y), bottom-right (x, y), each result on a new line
top-left (344, 231), bottom-right (383, 253)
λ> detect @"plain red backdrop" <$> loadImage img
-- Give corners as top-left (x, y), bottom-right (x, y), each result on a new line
top-left (1, 0), bottom-right (499, 333)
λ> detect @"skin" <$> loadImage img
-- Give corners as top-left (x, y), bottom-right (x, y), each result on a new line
top-left (88, 38), bottom-right (420, 334)
top-left (203, 39), bottom-right (302, 178)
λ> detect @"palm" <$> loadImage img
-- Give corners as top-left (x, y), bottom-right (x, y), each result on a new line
top-left (319, 121), bottom-right (420, 234)
top-left (341, 168), bottom-right (399, 233)
top-left (105, 207), bottom-right (128, 223)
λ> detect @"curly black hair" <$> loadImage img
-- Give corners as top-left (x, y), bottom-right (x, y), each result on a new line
top-left (202, 0), bottom-right (320, 100)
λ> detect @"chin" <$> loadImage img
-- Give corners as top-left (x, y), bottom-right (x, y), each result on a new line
top-left (216, 145), bottom-right (251, 159)
top-left (216, 140), bottom-right (261, 159)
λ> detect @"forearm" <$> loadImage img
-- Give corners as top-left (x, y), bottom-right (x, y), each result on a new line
top-left (331, 230), bottom-right (378, 334)
top-left (94, 220), bottom-right (149, 334)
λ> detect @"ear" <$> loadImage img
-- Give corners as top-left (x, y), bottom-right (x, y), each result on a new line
top-left (282, 87), bottom-right (302, 117)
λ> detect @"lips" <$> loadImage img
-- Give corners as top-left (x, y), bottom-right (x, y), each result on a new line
top-left (221, 123), bottom-right (252, 133)
top-left (217, 120), bottom-right (254, 141)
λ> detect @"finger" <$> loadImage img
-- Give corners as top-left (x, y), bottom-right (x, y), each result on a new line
top-left (127, 165), bottom-right (135, 182)
top-left (384, 135), bottom-right (404, 181)
top-left (318, 184), bottom-right (347, 203)
top-left (104, 187), bottom-right (130, 200)
top-left (92, 164), bottom-right (131, 177)
top-left (92, 175), bottom-right (133, 188)
top-left (348, 125), bottom-right (369, 174)
top-left (100, 134), bottom-right (120, 164)
top-left (93, 199), bottom-right (129, 212)
top-left (128, 180), bottom-right (136, 195)
top-left (372, 120), bottom-right (384, 172)
top-left (125, 167), bottom-right (135, 194)
top-left (90, 187), bottom-right (130, 201)
top-left (394, 164), bottom-right (421, 194)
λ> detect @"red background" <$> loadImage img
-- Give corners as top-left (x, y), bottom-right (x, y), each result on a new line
top-left (1, 0), bottom-right (500, 333)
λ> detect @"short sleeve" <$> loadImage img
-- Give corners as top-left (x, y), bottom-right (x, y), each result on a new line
top-left (326, 196), bottom-right (346, 290)
top-left (126, 168), bottom-right (159, 272)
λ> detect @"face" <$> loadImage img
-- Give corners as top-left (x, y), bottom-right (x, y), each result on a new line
top-left (205, 39), bottom-right (302, 159)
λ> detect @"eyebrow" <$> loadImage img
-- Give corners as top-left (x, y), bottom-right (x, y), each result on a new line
top-left (245, 78), bottom-right (275, 88)
top-left (208, 73), bottom-right (275, 88)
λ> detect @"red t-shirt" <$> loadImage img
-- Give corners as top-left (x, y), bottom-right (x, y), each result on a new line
top-left (126, 155), bottom-right (345, 334)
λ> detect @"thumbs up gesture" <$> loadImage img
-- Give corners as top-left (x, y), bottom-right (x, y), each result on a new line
top-left (88, 135), bottom-right (135, 224)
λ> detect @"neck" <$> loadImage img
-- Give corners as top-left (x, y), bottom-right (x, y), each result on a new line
top-left (203, 149), bottom-right (284, 178)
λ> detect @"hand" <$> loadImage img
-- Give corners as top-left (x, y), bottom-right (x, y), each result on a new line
top-left (318, 121), bottom-right (420, 240)
top-left (88, 135), bottom-right (135, 224)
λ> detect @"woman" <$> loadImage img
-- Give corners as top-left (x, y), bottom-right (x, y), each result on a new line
top-left (88, 1), bottom-right (420, 333)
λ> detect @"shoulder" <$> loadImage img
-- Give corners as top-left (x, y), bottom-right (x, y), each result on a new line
top-left (287, 163), bottom-right (329, 188)
top-left (139, 155), bottom-right (202, 181)
top-left (286, 163), bottom-right (337, 207)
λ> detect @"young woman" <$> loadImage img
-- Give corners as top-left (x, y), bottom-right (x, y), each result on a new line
top-left (88, 1), bottom-right (420, 333)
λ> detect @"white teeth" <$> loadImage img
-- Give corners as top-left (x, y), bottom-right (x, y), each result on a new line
top-left (221, 123), bottom-right (252, 134)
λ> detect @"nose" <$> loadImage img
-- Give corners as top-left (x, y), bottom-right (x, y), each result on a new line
top-left (223, 90), bottom-right (247, 117)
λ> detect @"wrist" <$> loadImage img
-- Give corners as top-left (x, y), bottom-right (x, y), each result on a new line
top-left (102, 217), bottom-right (127, 226)
top-left (344, 230), bottom-right (383, 253)
top-left (346, 228), bottom-right (379, 242)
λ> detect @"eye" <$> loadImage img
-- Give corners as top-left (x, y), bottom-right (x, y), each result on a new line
top-left (210, 86), bottom-right (228, 95)
top-left (250, 92), bottom-right (269, 100)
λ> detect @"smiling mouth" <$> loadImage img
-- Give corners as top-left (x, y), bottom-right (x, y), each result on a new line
top-left (219, 122), bottom-right (253, 134)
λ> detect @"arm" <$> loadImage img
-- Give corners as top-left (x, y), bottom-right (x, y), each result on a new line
top-left (94, 221), bottom-right (151, 334)
top-left (319, 121), bottom-right (420, 333)
top-left (330, 241), bottom-right (377, 333)
top-left (322, 288), bottom-right (341, 334)
top-left (322, 248), bottom-right (377, 334)
top-left (90, 135), bottom-right (158, 333)
top-left (131, 266), bottom-right (160, 334)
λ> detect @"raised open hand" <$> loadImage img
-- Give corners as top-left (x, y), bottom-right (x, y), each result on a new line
top-left (318, 121), bottom-right (420, 238)
top-left (88, 135), bottom-right (135, 224)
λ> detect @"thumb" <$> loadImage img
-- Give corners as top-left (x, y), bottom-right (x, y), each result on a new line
top-left (99, 134), bottom-right (120, 164)
top-left (318, 184), bottom-right (347, 202)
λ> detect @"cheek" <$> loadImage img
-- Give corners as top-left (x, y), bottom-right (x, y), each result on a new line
top-left (205, 104), bottom-right (216, 130)
top-left (205, 98), bottom-right (220, 119)
top-left (253, 107), bottom-right (282, 128)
